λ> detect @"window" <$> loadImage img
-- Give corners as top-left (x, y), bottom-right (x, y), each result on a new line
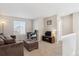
top-left (13, 21), bottom-right (25, 35)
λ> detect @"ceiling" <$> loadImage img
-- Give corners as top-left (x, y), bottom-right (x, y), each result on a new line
top-left (0, 3), bottom-right (79, 19)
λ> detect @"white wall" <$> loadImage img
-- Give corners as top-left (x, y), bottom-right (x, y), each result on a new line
top-left (73, 12), bottom-right (79, 55)
top-left (26, 19), bottom-right (33, 32)
top-left (44, 15), bottom-right (57, 32)
top-left (56, 15), bottom-right (62, 41)
top-left (33, 18), bottom-right (44, 41)
top-left (61, 14), bottom-right (73, 35)
top-left (0, 16), bottom-right (13, 35)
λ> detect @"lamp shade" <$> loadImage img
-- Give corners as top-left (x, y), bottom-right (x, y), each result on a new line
top-left (52, 29), bottom-right (56, 37)
top-left (1, 21), bottom-right (5, 24)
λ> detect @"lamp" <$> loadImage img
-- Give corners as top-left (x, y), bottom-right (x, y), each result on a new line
top-left (52, 31), bottom-right (56, 37)
top-left (1, 21), bottom-right (5, 24)
top-left (52, 29), bottom-right (56, 37)
top-left (1, 21), bottom-right (5, 34)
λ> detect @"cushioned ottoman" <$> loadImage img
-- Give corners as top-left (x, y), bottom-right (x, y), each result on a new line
top-left (24, 40), bottom-right (38, 51)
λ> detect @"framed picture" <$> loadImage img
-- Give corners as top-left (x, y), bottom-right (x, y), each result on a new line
top-left (47, 20), bottom-right (52, 25)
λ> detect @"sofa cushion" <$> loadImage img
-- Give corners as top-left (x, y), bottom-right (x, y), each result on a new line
top-left (4, 39), bottom-right (15, 44)
top-left (0, 38), bottom-right (4, 45)
top-left (0, 33), bottom-right (15, 44)
top-left (0, 35), bottom-right (6, 40)
top-left (4, 35), bottom-right (15, 44)
top-left (5, 35), bottom-right (12, 40)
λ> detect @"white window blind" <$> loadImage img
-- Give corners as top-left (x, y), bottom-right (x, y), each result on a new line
top-left (13, 21), bottom-right (25, 35)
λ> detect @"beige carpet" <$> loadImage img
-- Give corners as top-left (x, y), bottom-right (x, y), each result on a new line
top-left (24, 41), bottom-right (62, 56)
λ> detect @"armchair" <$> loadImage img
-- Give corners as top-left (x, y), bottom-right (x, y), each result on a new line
top-left (27, 30), bottom-right (38, 40)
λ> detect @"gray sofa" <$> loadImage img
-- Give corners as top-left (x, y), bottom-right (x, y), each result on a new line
top-left (0, 33), bottom-right (24, 56)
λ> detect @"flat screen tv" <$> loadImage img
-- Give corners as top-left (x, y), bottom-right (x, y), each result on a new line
top-left (45, 31), bottom-right (51, 36)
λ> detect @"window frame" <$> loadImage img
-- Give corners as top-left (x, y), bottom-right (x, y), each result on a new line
top-left (13, 20), bottom-right (26, 35)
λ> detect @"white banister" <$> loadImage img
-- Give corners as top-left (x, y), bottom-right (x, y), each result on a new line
top-left (62, 33), bottom-right (76, 56)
